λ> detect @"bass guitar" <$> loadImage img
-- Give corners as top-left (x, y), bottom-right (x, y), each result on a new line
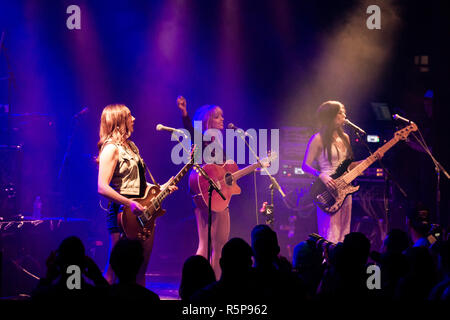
top-left (304, 123), bottom-right (417, 214)
top-left (118, 146), bottom-right (196, 241)
top-left (189, 153), bottom-right (277, 212)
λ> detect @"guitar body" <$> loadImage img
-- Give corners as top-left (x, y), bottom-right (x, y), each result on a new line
top-left (189, 162), bottom-right (242, 212)
top-left (116, 145), bottom-right (196, 241)
top-left (118, 185), bottom-right (167, 241)
top-left (307, 159), bottom-right (360, 215)
top-left (302, 123), bottom-right (418, 215)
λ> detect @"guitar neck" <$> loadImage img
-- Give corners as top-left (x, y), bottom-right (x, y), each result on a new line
top-left (155, 161), bottom-right (193, 204)
top-left (343, 136), bottom-right (400, 184)
top-left (232, 162), bottom-right (261, 181)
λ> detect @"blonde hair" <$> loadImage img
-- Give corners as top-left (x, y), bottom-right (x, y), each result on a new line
top-left (97, 104), bottom-right (133, 160)
top-left (193, 105), bottom-right (222, 132)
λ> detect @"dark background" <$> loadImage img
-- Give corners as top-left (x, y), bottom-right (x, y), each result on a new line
top-left (0, 0), bottom-right (449, 296)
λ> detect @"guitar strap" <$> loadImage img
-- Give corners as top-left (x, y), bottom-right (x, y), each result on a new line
top-left (127, 140), bottom-right (160, 187)
top-left (146, 165), bottom-right (159, 187)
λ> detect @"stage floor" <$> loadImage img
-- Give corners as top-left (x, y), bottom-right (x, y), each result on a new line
top-left (146, 273), bottom-right (181, 300)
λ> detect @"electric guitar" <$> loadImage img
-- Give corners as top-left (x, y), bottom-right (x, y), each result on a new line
top-left (189, 152), bottom-right (277, 212)
top-left (303, 123), bottom-right (417, 214)
top-left (118, 146), bottom-right (196, 241)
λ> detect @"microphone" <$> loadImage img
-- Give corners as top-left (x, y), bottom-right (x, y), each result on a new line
top-left (228, 123), bottom-right (253, 138)
top-left (393, 114), bottom-right (413, 124)
top-left (73, 107), bottom-right (89, 118)
top-left (344, 119), bottom-right (366, 135)
top-left (156, 124), bottom-right (186, 135)
top-left (227, 123), bottom-right (239, 130)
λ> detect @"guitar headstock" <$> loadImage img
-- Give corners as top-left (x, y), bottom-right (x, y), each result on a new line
top-left (189, 144), bottom-right (205, 176)
top-left (261, 151), bottom-right (278, 167)
top-left (395, 123), bottom-right (418, 141)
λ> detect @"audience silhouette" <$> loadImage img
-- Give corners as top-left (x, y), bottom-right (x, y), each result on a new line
top-left (407, 203), bottom-right (433, 248)
top-left (317, 232), bottom-right (372, 299)
top-left (179, 255), bottom-right (216, 301)
top-left (395, 246), bottom-right (437, 299)
top-left (29, 216), bottom-right (448, 303)
top-left (108, 238), bottom-right (160, 302)
top-left (190, 237), bottom-right (257, 302)
top-left (292, 240), bottom-right (324, 298)
top-left (371, 229), bottom-right (409, 299)
top-left (32, 236), bottom-right (108, 301)
top-left (429, 240), bottom-right (450, 300)
top-left (251, 224), bottom-right (307, 301)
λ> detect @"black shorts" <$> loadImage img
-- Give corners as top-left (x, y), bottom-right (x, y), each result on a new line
top-left (106, 202), bottom-right (123, 234)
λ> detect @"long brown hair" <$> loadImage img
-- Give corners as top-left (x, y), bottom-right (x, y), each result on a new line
top-left (316, 101), bottom-right (353, 163)
top-left (96, 104), bottom-right (133, 161)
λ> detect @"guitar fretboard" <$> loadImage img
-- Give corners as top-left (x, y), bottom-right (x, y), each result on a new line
top-left (154, 162), bottom-right (193, 206)
top-left (232, 162), bottom-right (261, 181)
top-left (342, 135), bottom-right (400, 184)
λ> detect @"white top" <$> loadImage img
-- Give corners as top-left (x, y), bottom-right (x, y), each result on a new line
top-left (316, 137), bottom-right (349, 176)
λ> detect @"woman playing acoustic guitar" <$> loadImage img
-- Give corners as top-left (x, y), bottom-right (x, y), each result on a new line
top-left (176, 96), bottom-right (229, 278)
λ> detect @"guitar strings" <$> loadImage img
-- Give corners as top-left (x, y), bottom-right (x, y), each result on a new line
top-left (318, 127), bottom-right (417, 209)
top-left (318, 177), bottom-right (346, 204)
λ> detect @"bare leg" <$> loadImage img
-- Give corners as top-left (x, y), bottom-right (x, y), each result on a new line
top-left (194, 208), bottom-right (208, 258)
top-left (194, 207), bottom-right (230, 279)
top-left (105, 233), bottom-right (121, 284)
top-left (137, 223), bottom-right (156, 287)
top-left (210, 208), bottom-right (230, 279)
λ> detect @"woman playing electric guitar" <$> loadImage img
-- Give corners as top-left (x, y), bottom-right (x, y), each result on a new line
top-left (97, 104), bottom-right (177, 285)
top-left (302, 101), bottom-right (383, 243)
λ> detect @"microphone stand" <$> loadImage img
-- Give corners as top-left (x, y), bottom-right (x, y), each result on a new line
top-left (194, 164), bottom-right (226, 262)
top-left (410, 128), bottom-right (450, 225)
top-left (233, 128), bottom-right (285, 228)
top-left (433, 160), bottom-right (450, 225)
top-left (169, 132), bottom-right (226, 263)
top-left (266, 180), bottom-right (275, 227)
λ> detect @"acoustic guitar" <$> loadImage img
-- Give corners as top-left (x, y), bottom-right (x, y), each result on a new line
top-left (189, 153), bottom-right (277, 212)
